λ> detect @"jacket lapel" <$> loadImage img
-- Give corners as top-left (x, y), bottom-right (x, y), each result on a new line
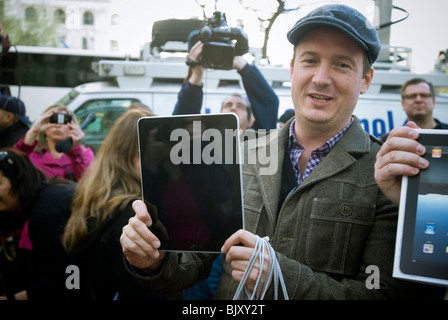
top-left (244, 122), bottom-right (290, 229)
top-left (298, 118), bottom-right (371, 191)
top-left (244, 116), bottom-right (371, 232)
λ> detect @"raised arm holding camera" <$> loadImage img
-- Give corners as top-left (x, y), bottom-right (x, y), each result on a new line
top-left (173, 12), bottom-right (279, 131)
top-left (15, 104), bottom-right (94, 181)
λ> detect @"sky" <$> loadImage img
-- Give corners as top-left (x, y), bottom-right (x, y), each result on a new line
top-left (111, 0), bottom-right (448, 74)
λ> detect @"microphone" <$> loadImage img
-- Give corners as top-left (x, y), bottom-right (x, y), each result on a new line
top-left (55, 113), bottom-right (97, 153)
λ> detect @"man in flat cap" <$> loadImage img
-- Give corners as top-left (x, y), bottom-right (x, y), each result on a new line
top-left (120, 4), bottom-right (444, 299)
top-left (0, 94), bottom-right (31, 148)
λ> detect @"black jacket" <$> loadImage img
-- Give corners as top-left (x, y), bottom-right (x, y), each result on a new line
top-left (27, 180), bottom-right (81, 300)
top-left (172, 63), bottom-right (279, 130)
top-left (69, 200), bottom-right (166, 300)
top-left (0, 121), bottom-right (29, 148)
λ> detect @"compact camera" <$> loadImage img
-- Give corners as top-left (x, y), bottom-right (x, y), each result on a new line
top-left (187, 12), bottom-right (249, 70)
top-left (49, 113), bottom-right (72, 124)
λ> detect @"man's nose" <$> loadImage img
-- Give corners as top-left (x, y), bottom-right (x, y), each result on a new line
top-left (312, 65), bottom-right (331, 87)
top-left (228, 103), bottom-right (238, 111)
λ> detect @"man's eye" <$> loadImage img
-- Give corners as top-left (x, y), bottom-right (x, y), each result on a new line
top-left (337, 63), bottom-right (351, 69)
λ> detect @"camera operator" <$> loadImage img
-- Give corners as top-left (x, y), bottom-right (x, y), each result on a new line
top-left (14, 104), bottom-right (94, 182)
top-left (173, 39), bottom-right (279, 131)
top-left (172, 37), bottom-right (279, 300)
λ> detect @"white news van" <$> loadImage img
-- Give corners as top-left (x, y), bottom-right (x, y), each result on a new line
top-left (61, 53), bottom-right (448, 153)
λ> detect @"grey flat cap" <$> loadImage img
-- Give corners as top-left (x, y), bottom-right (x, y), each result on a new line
top-left (287, 4), bottom-right (381, 64)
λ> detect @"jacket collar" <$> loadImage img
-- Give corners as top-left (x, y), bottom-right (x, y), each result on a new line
top-left (298, 115), bottom-right (370, 190)
top-left (244, 115), bottom-right (371, 222)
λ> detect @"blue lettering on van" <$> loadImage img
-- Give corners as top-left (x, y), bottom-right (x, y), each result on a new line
top-left (359, 111), bottom-right (395, 138)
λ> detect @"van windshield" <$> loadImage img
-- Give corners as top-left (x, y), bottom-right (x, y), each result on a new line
top-left (58, 89), bottom-right (80, 106)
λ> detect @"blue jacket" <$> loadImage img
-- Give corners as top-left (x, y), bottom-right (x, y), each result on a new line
top-left (172, 63), bottom-right (279, 130)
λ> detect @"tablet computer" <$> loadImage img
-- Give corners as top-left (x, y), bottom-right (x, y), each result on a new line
top-left (137, 113), bottom-right (245, 253)
top-left (393, 129), bottom-right (448, 286)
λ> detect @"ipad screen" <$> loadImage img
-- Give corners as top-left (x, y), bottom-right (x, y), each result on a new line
top-left (138, 114), bottom-right (244, 253)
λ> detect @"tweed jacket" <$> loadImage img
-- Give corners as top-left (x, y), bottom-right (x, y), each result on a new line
top-left (130, 116), bottom-right (442, 299)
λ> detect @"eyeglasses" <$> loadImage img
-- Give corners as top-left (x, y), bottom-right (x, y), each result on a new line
top-left (0, 151), bottom-right (14, 166)
top-left (403, 93), bottom-right (433, 100)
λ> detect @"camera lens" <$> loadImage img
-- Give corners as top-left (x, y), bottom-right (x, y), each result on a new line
top-left (202, 42), bottom-right (234, 70)
top-left (49, 113), bottom-right (72, 124)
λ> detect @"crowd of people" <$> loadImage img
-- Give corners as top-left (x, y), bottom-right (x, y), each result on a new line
top-left (1, 3), bottom-right (447, 301)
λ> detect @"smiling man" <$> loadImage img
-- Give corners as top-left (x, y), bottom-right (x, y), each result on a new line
top-left (120, 4), bottom-right (444, 300)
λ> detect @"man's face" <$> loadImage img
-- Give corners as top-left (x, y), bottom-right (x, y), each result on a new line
top-left (401, 82), bottom-right (435, 121)
top-left (0, 170), bottom-right (20, 212)
top-left (0, 109), bottom-right (13, 130)
top-left (221, 96), bottom-right (249, 130)
top-left (290, 27), bottom-right (373, 134)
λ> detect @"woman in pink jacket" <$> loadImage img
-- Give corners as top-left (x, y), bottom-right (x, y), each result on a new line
top-left (15, 104), bottom-right (94, 181)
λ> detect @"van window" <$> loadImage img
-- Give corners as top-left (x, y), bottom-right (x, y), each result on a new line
top-left (75, 98), bottom-right (139, 153)
top-left (58, 89), bottom-right (80, 106)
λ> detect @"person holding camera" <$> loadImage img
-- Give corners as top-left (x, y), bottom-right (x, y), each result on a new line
top-left (14, 104), bottom-right (94, 181)
top-left (173, 40), bottom-right (279, 131)
top-left (173, 38), bottom-right (279, 299)
top-left (61, 104), bottom-right (166, 300)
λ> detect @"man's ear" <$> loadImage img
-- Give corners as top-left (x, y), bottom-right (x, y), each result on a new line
top-left (290, 58), bottom-right (294, 80)
top-left (360, 67), bottom-right (374, 95)
top-left (4, 111), bottom-right (15, 124)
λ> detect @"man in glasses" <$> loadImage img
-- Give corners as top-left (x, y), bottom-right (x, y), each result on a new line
top-left (380, 78), bottom-right (448, 141)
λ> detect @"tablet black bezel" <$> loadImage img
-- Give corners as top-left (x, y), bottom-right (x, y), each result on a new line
top-left (137, 113), bottom-right (245, 253)
top-left (399, 131), bottom-right (448, 281)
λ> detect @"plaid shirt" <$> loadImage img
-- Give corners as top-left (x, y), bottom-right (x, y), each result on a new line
top-left (288, 118), bottom-right (353, 184)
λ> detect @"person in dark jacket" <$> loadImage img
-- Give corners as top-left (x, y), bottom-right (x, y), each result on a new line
top-left (0, 148), bottom-right (79, 300)
top-left (0, 95), bottom-right (31, 149)
top-left (173, 40), bottom-right (279, 131)
top-left (174, 41), bottom-right (280, 299)
top-left (380, 78), bottom-right (448, 141)
top-left (120, 4), bottom-right (445, 300)
top-left (62, 103), bottom-right (165, 300)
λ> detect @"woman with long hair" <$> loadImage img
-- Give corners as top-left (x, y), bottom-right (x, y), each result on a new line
top-left (62, 103), bottom-right (164, 300)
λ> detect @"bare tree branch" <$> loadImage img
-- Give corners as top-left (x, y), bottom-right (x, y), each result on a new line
top-left (195, 0), bottom-right (303, 61)
top-left (255, 0), bottom-right (303, 59)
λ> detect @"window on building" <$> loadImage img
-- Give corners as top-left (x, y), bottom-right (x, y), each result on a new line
top-left (25, 7), bottom-right (37, 22)
top-left (111, 14), bottom-right (120, 25)
top-left (110, 40), bottom-right (119, 51)
top-left (54, 9), bottom-right (66, 24)
top-left (83, 11), bottom-right (94, 25)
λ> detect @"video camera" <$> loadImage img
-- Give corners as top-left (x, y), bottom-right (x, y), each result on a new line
top-left (187, 12), bottom-right (249, 70)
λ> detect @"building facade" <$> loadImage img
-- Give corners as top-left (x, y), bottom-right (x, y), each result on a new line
top-left (8, 0), bottom-right (121, 51)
